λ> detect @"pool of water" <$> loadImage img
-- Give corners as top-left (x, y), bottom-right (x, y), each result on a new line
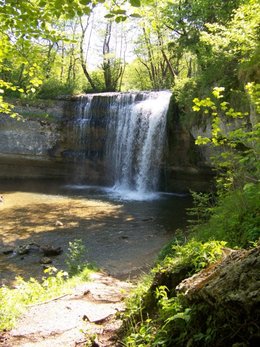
top-left (0, 179), bottom-right (192, 285)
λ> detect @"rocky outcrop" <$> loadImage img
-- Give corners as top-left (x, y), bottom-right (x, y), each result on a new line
top-left (0, 116), bottom-right (58, 156)
top-left (0, 95), bottom-right (214, 191)
top-left (176, 246), bottom-right (260, 346)
top-left (164, 97), bottom-right (214, 192)
top-left (0, 99), bottom-right (71, 180)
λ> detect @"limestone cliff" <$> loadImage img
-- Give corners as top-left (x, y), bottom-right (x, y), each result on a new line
top-left (0, 96), bottom-right (214, 191)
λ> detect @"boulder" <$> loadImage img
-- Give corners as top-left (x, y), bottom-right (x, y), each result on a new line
top-left (40, 257), bottom-right (52, 265)
top-left (176, 246), bottom-right (260, 346)
top-left (41, 245), bottom-right (63, 256)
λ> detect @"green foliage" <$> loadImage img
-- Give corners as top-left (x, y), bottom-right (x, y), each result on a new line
top-left (156, 240), bottom-right (225, 275)
top-left (65, 239), bottom-right (87, 276)
top-left (123, 274), bottom-right (153, 320)
top-left (37, 78), bottom-right (77, 99)
top-left (192, 184), bottom-right (260, 247)
top-left (0, 267), bottom-right (68, 330)
top-left (121, 240), bottom-right (225, 346)
top-left (193, 85), bottom-right (259, 188)
top-left (122, 60), bottom-right (153, 91)
top-left (186, 191), bottom-right (214, 228)
top-left (84, 69), bottom-right (106, 93)
top-left (157, 229), bottom-right (187, 261)
top-left (190, 85), bottom-right (260, 247)
top-left (168, 0), bottom-right (260, 127)
top-left (246, 82), bottom-right (260, 117)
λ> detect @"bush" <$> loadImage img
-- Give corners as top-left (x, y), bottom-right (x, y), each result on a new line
top-left (37, 78), bottom-right (77, 99)
top-left (193, 184), bottom-right (260, 247)
top-left (65, 239), bottom-right (88, 276)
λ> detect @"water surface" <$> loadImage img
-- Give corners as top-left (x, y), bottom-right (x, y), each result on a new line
top-left (0, 180), bottom-right (191, 285)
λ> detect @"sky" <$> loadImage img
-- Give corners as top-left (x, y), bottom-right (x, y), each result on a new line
top-left (81, 5), bottom-right (138, 70)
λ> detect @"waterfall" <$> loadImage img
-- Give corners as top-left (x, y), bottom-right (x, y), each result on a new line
top-left (70, 91), bottom-right (171, 199)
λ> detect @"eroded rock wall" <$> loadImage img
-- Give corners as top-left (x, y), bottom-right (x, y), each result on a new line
top-left (0, 99), bottom-right (71, 180)
top-left (0, 96), bottom-right (214, 191)
top-left (163, 96), bottom-right (214, 192)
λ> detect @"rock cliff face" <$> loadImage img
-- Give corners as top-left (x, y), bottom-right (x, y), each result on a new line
top-left (0, 116), bottom-right (57, 156)
top-left (163, 97), bottom-right (214, 192)
top-left (0, 96), bottom-right (213, 191)
top-left (0, 99), bottom-right (71, 180)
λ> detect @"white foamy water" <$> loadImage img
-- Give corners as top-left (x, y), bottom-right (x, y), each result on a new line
top-left (106, 91), bottom-right (171, 199)
top-left (72, 91), bottom-right (172, 200)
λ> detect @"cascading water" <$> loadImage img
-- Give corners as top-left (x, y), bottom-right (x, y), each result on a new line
top-left (70, 91), bottom-right (171, 200)
top-left (106, 91), bottom-right (171, 199)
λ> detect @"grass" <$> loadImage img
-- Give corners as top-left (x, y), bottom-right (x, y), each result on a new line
top-left (0, 266), bottom-right (95, 331)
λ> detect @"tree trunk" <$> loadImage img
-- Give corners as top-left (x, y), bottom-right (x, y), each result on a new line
top-left (79, 17), bottom-right (97, 91)
top-left (103, 22), bottom-right (113, 91)
top-left (142, 26), bottom-right (157, 89)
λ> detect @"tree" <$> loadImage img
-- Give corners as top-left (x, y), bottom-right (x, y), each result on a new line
top-left (0, 0), bottom-right (143, 107)
top-left (79, 15), bottom-right (97, 91)
top-left (101, 21), bottom-right (126, 91)
top-left (130, 0), bottom-right (179, 90)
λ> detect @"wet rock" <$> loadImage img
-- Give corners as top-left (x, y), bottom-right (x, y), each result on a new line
top-left (40, 257), bottom-right (53, 264)
top-left (141, 217), bottom-right (154, 222)
top-left (3, 249), bottom-right (14, 255)
top-left (41, 245), bottom-right (63, 256)
top-left (120, 236), bottom-right (129, 240)
top-left (28, 242), bottom-right (40, 250)
top-left (16, 245), bottom-right (30, 255)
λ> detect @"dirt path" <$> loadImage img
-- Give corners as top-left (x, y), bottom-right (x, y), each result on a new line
top-left (0, 273), bottom-right (134, 347)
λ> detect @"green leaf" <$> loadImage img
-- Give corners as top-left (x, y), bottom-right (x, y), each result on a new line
top-left (79, 0), bottom-right (91, 5)
top-left (112, 9), bottom-right (126, 15)
top-left (192, 105), bottom-right (200, 111)
top-left (130, 0), bottom-right (141, 7)
top-left (104, 14), bottom-right (115, 19)
top-left (54, 0), bottom-right (63, 9)
top-left (130, 13), bottom-right (142, 18)
top-left (115, 16), bottom-right (127, 23)
top-left (195, 136), bottom-right (211, 145)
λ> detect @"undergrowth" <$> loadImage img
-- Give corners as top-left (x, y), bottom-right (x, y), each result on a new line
top-left (121, 240), bottom-right (226, 347)
top-left (191, 184), bottom-right (260, 247)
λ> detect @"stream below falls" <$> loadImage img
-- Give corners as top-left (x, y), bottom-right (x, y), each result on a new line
top-left (0, 179), bottom-right (192, 286)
